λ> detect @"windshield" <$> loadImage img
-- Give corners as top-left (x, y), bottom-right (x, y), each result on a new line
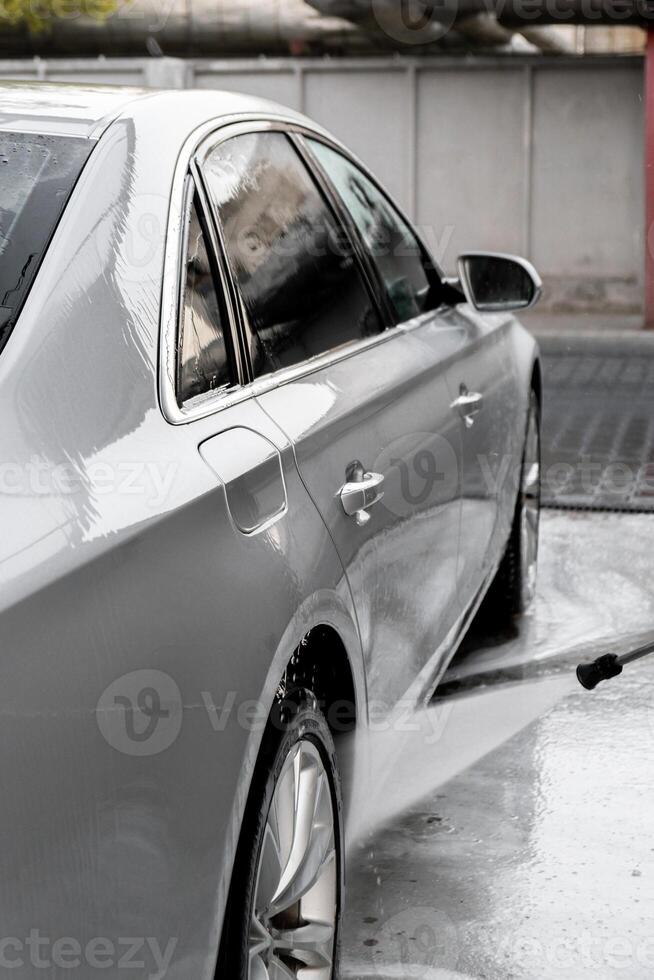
top-left (0, 131), bottom-right (91, 354)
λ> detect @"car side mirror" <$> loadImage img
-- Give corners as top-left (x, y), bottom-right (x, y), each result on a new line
top-left (456, 252), bottom-right (542, 313)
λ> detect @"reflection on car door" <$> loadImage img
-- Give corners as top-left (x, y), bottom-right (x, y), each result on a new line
top-left (199, 128), bottom-right (463, 708)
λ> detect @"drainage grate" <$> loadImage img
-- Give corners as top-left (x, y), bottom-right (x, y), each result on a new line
top-left (538, 333), bottom-right (654, 512)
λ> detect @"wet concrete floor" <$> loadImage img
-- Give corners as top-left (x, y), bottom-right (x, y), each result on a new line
top-left (341, 510), bottom-right (654, 979)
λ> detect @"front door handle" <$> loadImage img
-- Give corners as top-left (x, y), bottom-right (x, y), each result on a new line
top-left (339, 470), bottom-right (385, 526)
top-left (451, 387), bottom-right (484, 428)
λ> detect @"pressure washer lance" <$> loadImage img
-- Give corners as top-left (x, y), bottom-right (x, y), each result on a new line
top-left (577, 639), bottom-right (654, 690)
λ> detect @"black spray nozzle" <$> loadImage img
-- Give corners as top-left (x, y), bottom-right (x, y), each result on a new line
top-left (576, 653), bottom-right (623, 691)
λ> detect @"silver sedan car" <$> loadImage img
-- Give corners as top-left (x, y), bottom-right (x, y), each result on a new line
top-left (0, 84), bottom-right (541, 979)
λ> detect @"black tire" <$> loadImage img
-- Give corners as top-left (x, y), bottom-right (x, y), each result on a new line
top-left (216, 689), bottom-right (343, 980)
top-left (485, 389), bottom-right (541, 621)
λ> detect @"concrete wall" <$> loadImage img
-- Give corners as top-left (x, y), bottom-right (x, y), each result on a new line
top-left (0, 55), bottom-right (644, 312)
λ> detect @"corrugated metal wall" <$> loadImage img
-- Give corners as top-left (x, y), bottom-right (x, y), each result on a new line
top-left (0, 55), bottom-right (643, 311)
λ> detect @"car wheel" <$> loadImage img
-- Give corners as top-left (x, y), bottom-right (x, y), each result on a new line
top-left (487, 389), bottom-right (541, 618)
top-left (217, 688), bottom-right (342, 980)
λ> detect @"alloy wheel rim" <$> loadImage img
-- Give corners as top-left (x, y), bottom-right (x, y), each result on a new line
top-left (520, 406), bottom-right (541, 608)
top-left (248, 739), bottom-right (337, 980)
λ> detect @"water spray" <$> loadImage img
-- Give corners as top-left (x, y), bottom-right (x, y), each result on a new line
top-left (576, 638), bottom-right (654, 690)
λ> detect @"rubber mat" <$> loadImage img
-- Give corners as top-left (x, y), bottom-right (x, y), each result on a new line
top-left (538, 333), bottom-right (654, 512)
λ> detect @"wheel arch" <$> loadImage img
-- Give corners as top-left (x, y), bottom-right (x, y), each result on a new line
top-left (215, 617), bottom-right (358, 978)
top-left (281, 623), bottom-right (358, 737)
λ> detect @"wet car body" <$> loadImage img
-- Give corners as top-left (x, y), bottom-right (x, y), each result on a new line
top-left (0, 85), bottom-right (539, 977)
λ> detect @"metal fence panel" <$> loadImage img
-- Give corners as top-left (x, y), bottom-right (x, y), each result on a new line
top-left (416, 66), bottom-right (527, 268)
top-left (194, 67), bottom-right (302, 109)
top-left (303, 66), bottom-right (413, 214)
top-left (531, 64), bottom-right (643, 310)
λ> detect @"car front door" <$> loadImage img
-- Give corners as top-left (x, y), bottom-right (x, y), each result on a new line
top-left (198, 126), bottom-right (463, 708)
top-left (442, 306), bottom-right (519, 614)
top-left (305, 138), bottom-right (513, 625)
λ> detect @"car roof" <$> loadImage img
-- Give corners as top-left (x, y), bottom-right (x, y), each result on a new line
top-left (0, 81), bottom-right (156, 138)
top-left (0, 81), bottom-right (313, 141)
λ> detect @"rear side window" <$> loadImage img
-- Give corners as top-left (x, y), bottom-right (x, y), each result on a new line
top-left (201, 131), bottom-right (383, 379)
top-left (307, 139), bottom-right (436, 323)
top-left (0, 132), bottom-right (91, 354)
top-left (177, 189), bottom-right (234, 406)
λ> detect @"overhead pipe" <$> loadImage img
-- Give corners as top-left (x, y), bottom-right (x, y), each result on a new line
top-left (0, 0), bottom-right (373, 57)
top-left (307, 0), bottom-right (576, 52)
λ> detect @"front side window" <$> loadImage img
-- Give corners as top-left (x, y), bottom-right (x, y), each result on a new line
top-left (201, 131), bottom-right (383, 378)
top-left (308, 139), bottom-right (437, 324)
top-left (177, 190), bottom-right (233, 405)
top-left (0, 132), bottom-right (92, 355)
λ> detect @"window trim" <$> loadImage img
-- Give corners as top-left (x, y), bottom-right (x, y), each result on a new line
top-left (195, 122), bottom-right (396, 387)
top-left (159, 114), bottom-right (447, 426)
top-left (289, 132), bottom-right (396, 332)
top-left (175, 175), bottom-right (243, 409)
top-left (298, 132), bottom-right (447, 326)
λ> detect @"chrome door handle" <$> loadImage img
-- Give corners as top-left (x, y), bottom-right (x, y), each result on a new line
top-left (339, 471), bottom-right (384, 526)
top-left (451, 388), bottom-right (483, 428)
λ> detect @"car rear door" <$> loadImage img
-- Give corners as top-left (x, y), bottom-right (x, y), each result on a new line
top-left (198, 125), bottom-right (463, 708)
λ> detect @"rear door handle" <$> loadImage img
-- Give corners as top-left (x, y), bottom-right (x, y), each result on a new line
top-left (340, 471), bottom-right (384, 526)
top-left (451, 388), bottom-right (483, 428)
